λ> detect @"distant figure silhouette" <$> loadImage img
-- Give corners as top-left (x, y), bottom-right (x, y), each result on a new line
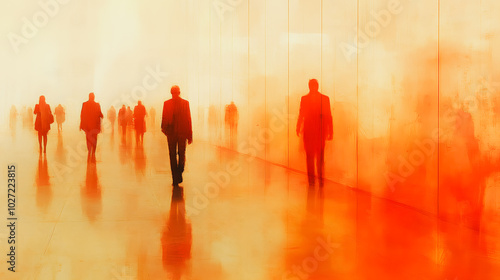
top-left (208, 105), bottom-right (219, 142)
top-left (162, 85), bottom-right (193, 187)
top-left (9, 105), bottom-right (17, 128)
top-left (54, 104), bottom-right (65, 132)
top-left (80, 93), bottom-right (103, 162)
top-left (107, 106), bottom-right (117, 133)
top-left (224, 101), bottom-right (239, 148)
top-left (150, 107), bottom-right (156, 131)
top-left (118, 105), bottom-right (128, 137)
top-left (296, 79), bottom-right (333, 187)
top-left (27, 107), bottom-right (34, 129)
top-left (9, 105), bottom-right (17, 137)
top-left (134, 101), bottom-right (148, 145)
top-left (126, 106), bottom-right (133, 127)
top-left (34, 96), bottom-right (54, 153)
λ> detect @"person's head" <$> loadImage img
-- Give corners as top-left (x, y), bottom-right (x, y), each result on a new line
top-left (308, 79), bottom-right (319, 93)
top-left (89, 92), bottom-right (95, 102)
top-left (171, 85), bottom-right (181, 96)
top-left (138, 101), bottom-right (142, 106)
top-left (122, 105), bottom-right (126, 109)
top-left (39, 95), bottom-right (46, 105)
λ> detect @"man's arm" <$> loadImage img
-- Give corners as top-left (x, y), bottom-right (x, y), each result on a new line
top-left (98, 104), bottom-right (103, 119)
top-left (161, 101), bottom-right (168, 135)
top-left (80, 103), bottom-right (85, 131)
top-left (325, 96), bottom-right (333, 140)
top-left (187, 102), bottom-right (193, 144)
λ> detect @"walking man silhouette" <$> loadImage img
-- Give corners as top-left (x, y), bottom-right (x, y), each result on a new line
top-left (80, 93), bottom-right (103, 162)
top-left (162, 85), bottom-right (193, 187)
top-left (296, 79), bottom-right (333, 187)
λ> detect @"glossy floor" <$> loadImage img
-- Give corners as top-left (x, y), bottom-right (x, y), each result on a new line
top-left (0, 125), bottom-right (499, 280)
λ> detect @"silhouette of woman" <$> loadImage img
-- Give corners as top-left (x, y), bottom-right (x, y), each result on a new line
top-left (34, 96), bottom-right (53, 153)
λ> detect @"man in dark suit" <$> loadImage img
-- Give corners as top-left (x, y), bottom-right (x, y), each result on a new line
top-left (296, 79), bottom-right (333, 187)
top-left (80, 92), bottom-right (103, 162)
top-left (162, 85), bottom-right (193, 187)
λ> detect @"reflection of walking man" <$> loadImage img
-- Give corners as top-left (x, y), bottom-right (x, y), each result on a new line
top-left (296, 79), bottom-right (333, 187)
top-left (162, 86), bottom-right (193, 187)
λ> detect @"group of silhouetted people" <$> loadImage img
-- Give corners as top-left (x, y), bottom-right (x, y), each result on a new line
top-left (26, 79), bottom-right (332, 188)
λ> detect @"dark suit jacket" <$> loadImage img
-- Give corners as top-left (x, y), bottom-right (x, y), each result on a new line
top-left (297, 92), bottom-right (333, 142)
top-left (80, 101), bottom-right (103, 133)
top-left (162, 97), bottom-right (193, 141)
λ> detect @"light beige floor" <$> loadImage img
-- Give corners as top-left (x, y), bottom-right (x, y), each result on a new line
top-left (0, 124), bottom-right (499, 280)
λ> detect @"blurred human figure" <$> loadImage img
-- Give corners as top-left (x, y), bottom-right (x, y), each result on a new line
top-left (118, 105), bottom-right (128, 137)
top-left (107, 106), bottom-right (117, 133)
top-left (9, 105), bottom-right (17, 138)
top-left (9, 105), bottom-right (17, 130)
top-left (126, 106), bottom-right (133, 127)
top-left (296, 79), bottom-right (333, 187)
top-left (162, 187), bottom-right (192, 279)
top-left (27, 107), bottom-right (34, 129)
top-left (162, 85), bottom-right (193, 187)
top-left (224, 101), bottom-right (239, 148)
top-left (80, 93), bottom-right (103, 162)
top-left (54, 104), bottom-right (65, 132)
top-left (134, 101), bottom-right (148, 145)
top-left (34, 96), bottom-right (54, 154)
top-left (208, 105), bottom-right (219, 142)
top-left (150, 107), bottom-right (156, 131)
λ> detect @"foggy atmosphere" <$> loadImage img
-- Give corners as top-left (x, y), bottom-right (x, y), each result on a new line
top-left (1, 0), bottom-right (500, 279)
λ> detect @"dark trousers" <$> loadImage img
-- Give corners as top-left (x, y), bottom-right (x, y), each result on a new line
top-left (304, 137), bottom-right (325, 186)
top-left (167, 136), bottom-right (187, 185)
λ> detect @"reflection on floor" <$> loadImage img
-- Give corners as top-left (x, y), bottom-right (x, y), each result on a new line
top-left (0, 126), bottom-right (499, 280)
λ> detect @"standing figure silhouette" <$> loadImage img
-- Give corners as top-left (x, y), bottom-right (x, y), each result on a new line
top-left (296, 79), bottom-right (333, 187)
top-left (34, 96), bottom-right (53, 154)
top-left (162, 85), bottom-right (193, 187)
top-left (80, 93), bottom-right (103, 162)
top-left (54, 104), bottom-right (65, 132)
top-left (134, 101), bottom-right (148, 145)
top-left (107, 106), bottom-right (117, 133)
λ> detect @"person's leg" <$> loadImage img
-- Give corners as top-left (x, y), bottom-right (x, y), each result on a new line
top-left (91, 133), bottom-right (98, 158)
top-left (85, 132), bottom-right (90, 159)
top-left (304, 138), bottom-right (315, 186)
top-left (42, 133), bottom-right (47, 153)
top-left (317, 141), bottom-right (325, 187)
top-left (177, 139), bottom-right (187, 184)
top-left (38, 132), bottom-right (42, 152)
top-left (167, 136), bottom-right (179, 185)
